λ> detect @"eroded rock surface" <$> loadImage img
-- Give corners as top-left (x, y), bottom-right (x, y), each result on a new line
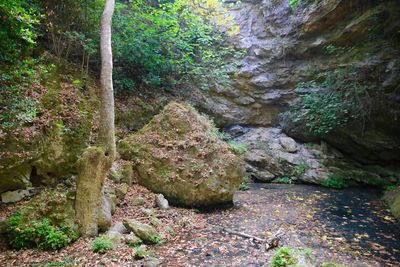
top-left (197, 0), bottom-right (400, 163)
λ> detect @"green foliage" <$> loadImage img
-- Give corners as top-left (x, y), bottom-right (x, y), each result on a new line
top-left (321, 175), bottom-right (348, 189)
top-left (0, 57), bottom-right (52, 130)
top-left (272, 176), bottom-right (293, 184)
top-left (291, 162), bottom-right (309, 177)
top-left (228, 141), bottom-right (249, 155)
top-left (91, 237), bottom-right (114, 254)
top-left (291, 66), bottom-right (370, 135)
top-left (289, 0), bottom-right (301, 8)
top-left (0, 0), bottom-right (41, 63)
top-left (148, 234), bottom-right (162, 244)
top-left (112, 0), bottom-right (242, 91)
top-left (239, 175), bottom-right (251, 191)
top-left (5, 213), bottom-right (78, 250)
top-left (384, 185), bottom-right (397, 193)
top-left (271, 247), bottom-right (297, 267)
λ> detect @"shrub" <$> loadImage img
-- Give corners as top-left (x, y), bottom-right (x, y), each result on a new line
top-left (239, 176), bottom-right (251, 191)
top-left (291, 66), bottom-right (370, 135)
top-left (291, 162), bottom-right (309, 177)
top-left (91, 237), bottom-right (114, 254)
top-left (321, 175), bottom-right (347, 189)
top-left (5, 213), bottom-right (78, 250)
top-left (0, 0), bottom-right (41, 63)
top-left (271, 247), bottom-right (297, 267)
top-left (228, 141), bottom-right (249, 155)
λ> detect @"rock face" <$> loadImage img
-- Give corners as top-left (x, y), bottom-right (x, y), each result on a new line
top-left (227, 125), bottom-right (400, 186)
top-left (0, 63), bottom-right (95, 193)
top-left (228, 126), bottom-right (331, 183)
top-left (197, 0), bottom-right (400, 164)
top-left (118, 102), bottom-right (245, 207)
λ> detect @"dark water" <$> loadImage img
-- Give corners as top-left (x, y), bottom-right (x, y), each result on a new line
top-left (253, 183), bottom-right (400, 264)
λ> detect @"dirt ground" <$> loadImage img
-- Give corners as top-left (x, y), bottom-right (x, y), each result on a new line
top-left (0, 183), bottom-right (399, 266)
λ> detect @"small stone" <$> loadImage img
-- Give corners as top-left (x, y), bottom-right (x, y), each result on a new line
top-left (143, 257), bottom-right (162, 267)
top-left (279, 137), bottom-right (298, 153)
top-left (1, 189), bottom-right (31, 203)
top-left (123, 219), bottom-right (161, 244)
top-left (155, 194), bottom-right (169, 209)
top-left (105, 231), bottom-right (123, 246)
top-left (98, 196), bottom-right (112, 232)
top-left (124, 232), bottom-right (142, 247)
top-left (133, 245), bottom-right (148, 259)
top-left (131, 196), bottom-right (144, 206)
top-left (109, 222), bottom-right (128, 234)
top-left (149, 216), bottom-right (162, 228)
top-left (115, 183), bottom-right (129, 200)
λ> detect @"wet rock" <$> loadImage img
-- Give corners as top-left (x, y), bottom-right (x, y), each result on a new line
top-left (155, 194), bottom-right (169, 209)
top-left (118, 102), bottom-right (245, 207)
top-left (123, 219), bottom-right (161, 244)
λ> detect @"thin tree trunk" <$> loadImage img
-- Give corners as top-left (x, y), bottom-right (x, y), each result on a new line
top-left (75, 0), bottom-right (116, 237)
top-left (99, 0), bottom-right (116, 158)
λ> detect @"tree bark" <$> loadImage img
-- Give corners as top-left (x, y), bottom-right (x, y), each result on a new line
top-left (75, 0), bottom-right (116, 237)
top-left (99, 0), bottom-right (116, 158)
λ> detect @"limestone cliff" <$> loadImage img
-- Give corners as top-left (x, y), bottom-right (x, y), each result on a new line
top-left (199, 0), bottom-right (400, 163)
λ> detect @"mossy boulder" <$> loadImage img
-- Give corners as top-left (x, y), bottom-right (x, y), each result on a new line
top-left (0, 59), bottom-right (96, 193)
top-left (118, 102), bottom-right (245, 207)
top-left (123, 219), bottom-right (160, 244)
top-left (383, 187), bottom-right (400, 221)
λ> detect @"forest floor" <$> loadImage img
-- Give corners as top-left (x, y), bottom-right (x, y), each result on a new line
top-left (0, 183), bottom-right (399, 266)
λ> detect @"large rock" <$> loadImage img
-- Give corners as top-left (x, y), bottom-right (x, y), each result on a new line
top-left (229, 126), bottom-right (331, 184)
top-left (118, 102), bottom-right (245, 207)
top-left (1, 188), bottom-right (33, 203)
top-left (195, 0), bottom-right (400, 164)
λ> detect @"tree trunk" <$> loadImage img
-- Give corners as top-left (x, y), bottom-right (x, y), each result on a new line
top-left (75, 0), bottom-right (116, 237)
top-left (99, 0), bottom-right (116, 159)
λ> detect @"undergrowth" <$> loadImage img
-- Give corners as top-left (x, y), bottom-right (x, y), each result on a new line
top-left (5, 213), bottom-right (78, 250)
top-left (321, 175), bottom-right (348, 189)
top-left (91, 237), bottom-right (114, 254)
